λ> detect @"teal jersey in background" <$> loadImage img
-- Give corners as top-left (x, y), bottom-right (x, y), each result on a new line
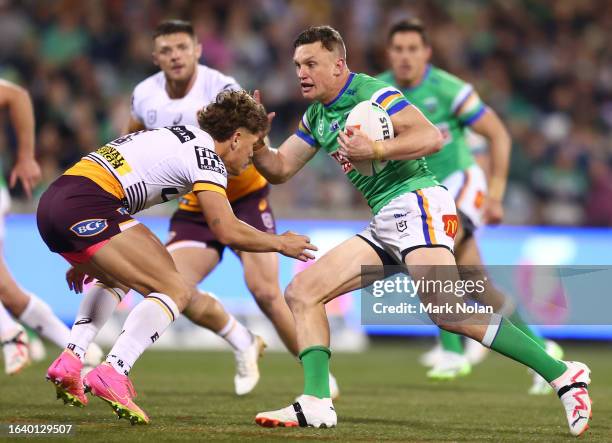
top-left (378, 65), bottom-right (487, 181)
top-left (296, 72), bottom-right (438, 214)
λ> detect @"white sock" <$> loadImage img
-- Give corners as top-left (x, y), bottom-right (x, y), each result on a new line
top-left (19, 293), bottom-right (70, 348)
top-left (106, 293), bottom-right (179, 375)
top-left (68, 283), bottom-right (125, 362)
top-left (0, 300), bottom-right (20, 338)
top-left (480, 313), bottom-right (503, 348)
top-left (217, 315), bottom-right (253, 352)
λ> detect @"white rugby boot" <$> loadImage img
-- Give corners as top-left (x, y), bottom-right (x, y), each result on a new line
top-left (2, 325), bottom-right (30, 375)
top-left (234, 334), bottom-right (266, 395)
top-left (256, 394), bottom-right (337, 428)
top-left (550, 361), bottom-right (592, 437)
top-left (426, 350), bottom-right (471, 380)
top-left (419, 342), bottom-right (443, 368)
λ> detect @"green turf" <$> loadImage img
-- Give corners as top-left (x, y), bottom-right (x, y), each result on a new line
top-left (0, 342), bottom-right (610, 442)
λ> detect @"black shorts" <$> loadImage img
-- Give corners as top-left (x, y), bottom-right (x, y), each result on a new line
top-left (166, 185), bottom-right (276, 258)
top-left (37, 175), bottom-right (135, 257)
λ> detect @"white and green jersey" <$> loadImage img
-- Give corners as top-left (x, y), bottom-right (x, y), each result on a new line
top-left (377, 65), bottom-right (487, 181)
top-left (296, 72), bottom-right (438, 214)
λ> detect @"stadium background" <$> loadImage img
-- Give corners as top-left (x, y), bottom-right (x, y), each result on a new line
top-left (1, 0), bottom-right (610, 347)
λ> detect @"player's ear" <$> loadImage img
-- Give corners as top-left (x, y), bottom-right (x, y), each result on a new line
top-left (152, 51), bottom-right (159, 66)
top-left (334, 57), bottom-right (345, 77)
top-left (424, 45), bottom-right (432, 60)
top-left (231, 130), bottom-right (241, 149)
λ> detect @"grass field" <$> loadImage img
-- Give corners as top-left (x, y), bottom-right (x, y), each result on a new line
top-left (0, 341), bottom-right (610, 442)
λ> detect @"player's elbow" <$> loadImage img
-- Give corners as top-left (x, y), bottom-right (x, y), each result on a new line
top-left (207, 220), bottom-right (233, 246)
top-left (427, 126), bottom-right (444, 154)
top-left (267, 173), bottom-right (290, 185)
top-left (213, 226), bottom-right (233, 246)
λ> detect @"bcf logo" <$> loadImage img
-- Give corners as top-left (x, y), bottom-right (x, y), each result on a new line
top-left (70, 219), bottom-right (109, 237)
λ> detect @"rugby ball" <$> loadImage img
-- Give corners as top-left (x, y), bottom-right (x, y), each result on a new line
top-left (344, 100), bottom-right (394, 176)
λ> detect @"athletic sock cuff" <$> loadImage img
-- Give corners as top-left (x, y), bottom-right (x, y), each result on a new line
top-left (145, 293), bottom-right (180, 321)
top-left (18, 293), bottom-right (38, 321)
top-left (96, 283), bottom-right (126, 302)
top-left (299, 345), bottom-right (331, 361)
top-left (218, 315), bottom-right (235, 337)
top-left (481, 313), bottom-right (503, 348)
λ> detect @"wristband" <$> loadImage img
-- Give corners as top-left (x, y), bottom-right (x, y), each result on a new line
top-left (373, 141), bottom-right (385, 161)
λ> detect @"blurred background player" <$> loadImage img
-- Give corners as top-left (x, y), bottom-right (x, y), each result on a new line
top-left (379, 19), bottom-right (563, 393)
top-left (42, 91), bottom-right (316, 424)
top-left (126, 20), bottom-right (338, 397)
top-left (0, 79), bottom-right (102, 375)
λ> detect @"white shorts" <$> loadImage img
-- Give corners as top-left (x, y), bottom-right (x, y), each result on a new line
top-left (442, 164), bottom-right (487, 230)
top-left (358, 186), bottom-right (457, 264)
top-left (0, 187), bottom-right (10, 242)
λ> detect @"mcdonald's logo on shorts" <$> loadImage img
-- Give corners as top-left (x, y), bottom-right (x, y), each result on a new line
top-left (442, 214), bottom-right (459, 239)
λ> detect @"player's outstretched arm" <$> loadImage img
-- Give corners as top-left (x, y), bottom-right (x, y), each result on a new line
top-left (252, 134), bottom-right (317, 184)
top-left (0, 79), bottom-right (40, 197)
top-left (470, 108), bottom-right (511, 224)
top-left (197, 190), bottom-right (317, 261)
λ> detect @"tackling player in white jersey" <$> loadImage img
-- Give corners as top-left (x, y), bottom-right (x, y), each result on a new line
top-left (125, 20), bottom-right (338, 397)
top-left (41, 90), bottom-right (316, 424)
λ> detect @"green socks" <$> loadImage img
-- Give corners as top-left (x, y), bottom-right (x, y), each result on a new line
top-left (300, 345), bottom-right (331, 399)
top-left (439, 329), bottom-right (464, 354)
top-left (508, 311), bottom-right (547, 349)
top-left (487, 316), bottom-right (566, 382)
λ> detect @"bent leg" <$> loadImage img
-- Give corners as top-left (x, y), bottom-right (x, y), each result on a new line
top-left (286, 236), bottom-right (382, 399)
top-left (404, 247), bottom-right (566, 382)
top-left (81, 224), bottom-right (191, 374)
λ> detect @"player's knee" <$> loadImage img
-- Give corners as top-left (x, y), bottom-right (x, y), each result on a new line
top-left (285, 275), bottom-right (318, 312)
top-left (248, 282), bottom-right (282, 310)
top-left (437, 322), bottom-right (469, 335)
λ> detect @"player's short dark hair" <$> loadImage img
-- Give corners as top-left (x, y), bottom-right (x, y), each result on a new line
top-left (388, 18), bottom-right (429, 45)
top-left (197, 90), bottom-right (269, 142)
top-left (153, 19), bottom-right (195, 40)
top-left (293, 25), bottom-right (347, 59)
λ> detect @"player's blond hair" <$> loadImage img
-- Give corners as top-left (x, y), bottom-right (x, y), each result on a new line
top-left (197, 90), bottom-right (269, 141)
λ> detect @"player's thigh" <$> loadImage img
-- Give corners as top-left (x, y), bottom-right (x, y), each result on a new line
top-left (286, 236), bottom-right (383, 306)
top-left (455, 235), bottom-right (483, 266)
top-left (88, 224), bottom-right (189, 305)
top-left (169, 246), bottom-right (220, 287)
top-left (75, 261), bottom-right (130, 294)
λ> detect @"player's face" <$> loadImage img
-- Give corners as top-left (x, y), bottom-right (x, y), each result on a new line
top-left (294, 42), bottom-right (344, 102)
top-left (153, 32), bottom-right (202, 83)
top-left (223, 129), bottom-right (261, 176)
top-left (387, 31), bottom-right (431, 85)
